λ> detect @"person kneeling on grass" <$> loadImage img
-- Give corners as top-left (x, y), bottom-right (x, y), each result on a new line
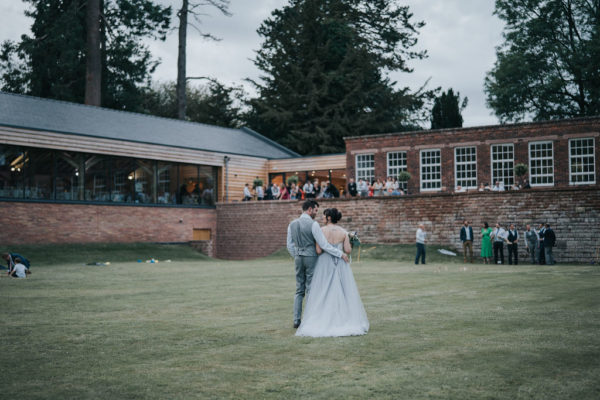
top-left (10, 257), bottom-right (30, 278)
top-left (3, 252), bottom-right (31, 274)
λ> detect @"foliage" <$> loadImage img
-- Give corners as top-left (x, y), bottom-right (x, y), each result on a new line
top-left (141, 80), bottom-right (244, 127)
top-left (286, 175), bottom-right (299, 185)
top-left (245, 0), bottom-right (435, 155)
top-left (0, 0), bottom-right (171, 111)
top-left (397, 171), bottom-right (411, 182)
top-left (253, 178), bottom-right (264, 188)
top-left (514, 163), bottom-right (528, 177)
top-left (431, 88), bottom-right (468, 129)
top-left (485, 0), bottom-right (600, 122)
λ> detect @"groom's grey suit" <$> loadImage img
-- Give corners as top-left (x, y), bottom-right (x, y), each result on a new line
top-left (287, 213), bottom-right (343, 325)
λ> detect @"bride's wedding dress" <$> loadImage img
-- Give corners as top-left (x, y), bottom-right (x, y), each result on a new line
top-left (296, 242), bottom-right (369, 337)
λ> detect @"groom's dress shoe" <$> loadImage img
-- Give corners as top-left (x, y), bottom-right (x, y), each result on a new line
top-left (293, 321), bottom-right (301, 329)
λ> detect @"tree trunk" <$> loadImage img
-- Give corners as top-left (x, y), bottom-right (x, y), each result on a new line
top-left (176, 0), bottom-right (188, 120)
top-left (85, 0), bottom-right (102, 106)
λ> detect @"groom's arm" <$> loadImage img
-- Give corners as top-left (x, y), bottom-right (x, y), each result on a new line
top-left (311, 222), bottom-right (345, 259)
top-left (286, 223), bottom-right (296, 257)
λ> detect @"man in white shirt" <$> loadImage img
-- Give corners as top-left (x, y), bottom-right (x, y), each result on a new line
top-left (415, 224), bottom-right (426, 265)
top-left (243, 183), bottom-right (252, 201)
top-left (357, 178), bottom-right (368, 197)
top-left (491, 223), bottom-right (508, 264)
top-left (303, 180), bottom-right (314, 198)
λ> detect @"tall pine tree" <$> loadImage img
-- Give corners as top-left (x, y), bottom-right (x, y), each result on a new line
top-left (0, 0), bottom-right (171, 111)
top-left (431, 88), bottom-right (468, 129)
top-left (245, 0), bottom-right (432, 155)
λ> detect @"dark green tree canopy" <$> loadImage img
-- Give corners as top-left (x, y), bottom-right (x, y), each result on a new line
top-left (431, 88), bottom-right (467, 129)
top-left (0, 0), bottom-right (171, 111)
top-left (142, 80), bottom-right (244, 128)
top-left (485, 0), bottom-right (600, 122)
top-left (246, 0), bottom-right (432, 155)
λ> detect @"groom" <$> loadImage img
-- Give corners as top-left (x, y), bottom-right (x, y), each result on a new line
top-left (287, 199), bottom-right (349, 328)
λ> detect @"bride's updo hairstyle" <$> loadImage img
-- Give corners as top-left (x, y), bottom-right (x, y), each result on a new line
top-left (324, 208), bottom-right (342, 224)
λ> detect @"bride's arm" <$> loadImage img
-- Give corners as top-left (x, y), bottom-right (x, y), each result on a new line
top-left (343, 234), bottom-right (352, 254)
top-left (316, 243), bottom-right (323, 254)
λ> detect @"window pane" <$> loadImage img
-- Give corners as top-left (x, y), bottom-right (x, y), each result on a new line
top-left (22, 148), bottom-right (53, 200)
top-left (198, 165), bottom-right (217, 206)
top-left (157, 162), bottom-right (178, 204)
top-left (0, 145), bottom-right (25, 199)
top-left (85, 155), bottom-right (111, 201)
top-left (134, 159), bottom-right (155, 204)
top-left (179, 164), bottom-right (200, 205)
top-left (111, 158), bottom-right (135, 203)
top-left (55, 151), bottom-right (84, 200)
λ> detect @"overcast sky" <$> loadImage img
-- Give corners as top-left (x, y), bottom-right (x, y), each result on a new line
top-left (0, 0), bottom-right (505, 127)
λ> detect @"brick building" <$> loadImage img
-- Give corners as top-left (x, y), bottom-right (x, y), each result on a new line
top-left (345, 118), bottom-right (599, 194)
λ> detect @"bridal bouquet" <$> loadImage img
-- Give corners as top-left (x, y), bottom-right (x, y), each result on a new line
top-left (348, 231), bottom-right (361, 248)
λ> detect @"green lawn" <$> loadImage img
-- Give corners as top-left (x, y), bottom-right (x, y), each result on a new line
top-left (1, 244), bottom-right (599, 399)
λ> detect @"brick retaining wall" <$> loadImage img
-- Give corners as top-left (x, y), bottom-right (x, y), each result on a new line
top-left (0, 202), bottom-right (217, 246)
top-left (216, 188), bottom-right (600, 263)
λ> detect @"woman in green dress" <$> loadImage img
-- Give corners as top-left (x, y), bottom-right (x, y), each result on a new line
top-left (481, 222), bottom-right (493, 264)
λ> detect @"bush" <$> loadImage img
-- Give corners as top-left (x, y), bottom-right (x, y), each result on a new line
top-left (286, 175), bottom-right (299, 185)
top-left (514, 163), bottom-right (528, 177)
top-left (397, 171), bottom-right (411, 182)
top-left (253, 178), bottom-right (263, 188)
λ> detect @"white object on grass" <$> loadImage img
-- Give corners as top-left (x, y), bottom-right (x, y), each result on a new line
top-left (437, 249), bottom-right (457, 256)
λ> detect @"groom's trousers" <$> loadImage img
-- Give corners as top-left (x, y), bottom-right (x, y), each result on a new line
top-left (294, 255), bottom-right (318, 324)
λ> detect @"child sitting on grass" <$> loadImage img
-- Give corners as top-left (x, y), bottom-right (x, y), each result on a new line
top-left (10, 257), bottom-right (30, 278)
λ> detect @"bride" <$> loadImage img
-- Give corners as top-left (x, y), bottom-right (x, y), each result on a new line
top-left (296, 208), bottom-right (369, 337)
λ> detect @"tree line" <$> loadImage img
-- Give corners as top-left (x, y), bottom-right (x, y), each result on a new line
top-left (1, 0), bottom-right (598, 155)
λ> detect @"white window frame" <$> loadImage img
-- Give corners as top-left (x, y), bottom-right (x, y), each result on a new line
top-left (454, 146), bottom-right (477, 190)
top-left (491, 144), bottom-right (514, 188)
top-left (420, 149), bottom-right (442, 191)
top-left (355, 153), bottom-right (375, 183)
top-left (569, 137), bottom-right (596, 185)
top-left (387, 151), bottom-right (407, 190)
top-left (529, 141), bottom-right (554, 187)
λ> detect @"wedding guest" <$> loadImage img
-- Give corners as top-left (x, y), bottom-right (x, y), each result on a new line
top-left (313, 179), bottom-right (321, 198)
top-left (544, 223), bottom-right (556, 265)
top-left (537, 223), bottom-right (546, 265)
top-left (357, 178), bottom-right (368, 197)
top-left (373, 179), bottom-right (384, 196)
top-left (384, 177), bottom-right (394, 195)
top-left (481, 222), bottom-right (493, 264)
top-left (303, 180), bottom-right (315, 198)
top-left (455, 185), bottom-right (466, 193)
top-left (492, 181), bottom-right (505, 191)
top-left (243, 183), bottom-right (252, 201)
top-left (491, 222), bottom-right (508, 264)
top-left (415, 224), bottom-right (426, 265)
top-left (522, 179), bottom-right (531, 189)
top-left (3, 252), bottom-right (31, 273)
top-left (460, 220), bottom-right (474, 263)
top-left (271, 183), bottom-right (280, 200)
top-left (327, 181), bottom-right (340, 198)
top-left (279, 184), bottom-right (290, 200)
top-left (290, 183), bottom-right (299, 200)
top-left (256, 183), bottom-right (264, 201)
top-left (524, 224), bottom-right (539, 264)
top-left (9, 257), bottom-right (28, 278)
top-left (347, 178), bottom-right (357, 197)
top-left (507, 223), bottom-right (519, 265)
top-left (478, 183), bottom-right (486, 192)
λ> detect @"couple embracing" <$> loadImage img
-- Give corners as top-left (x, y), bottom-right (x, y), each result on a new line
top-left (286, 199), bottom-right (369, 337)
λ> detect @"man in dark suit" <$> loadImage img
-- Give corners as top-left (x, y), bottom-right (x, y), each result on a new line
top-left (459, 220), bottom-right (474, 263)
top-left (507, 223), bottom-right (519, 265)
top-left (347, 178), bottom-right (358, 197)
top-left (543, 223), bottom-right (556, 265)
top-left (537, 223), bottom-right (546, 265)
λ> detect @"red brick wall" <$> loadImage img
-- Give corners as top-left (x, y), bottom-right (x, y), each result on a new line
top-left (345, 117), bottom-right (600, 192)
top-left (216, 188), bottom-right (600, 263)
top-left (0, 202), bottom-right (216, 246)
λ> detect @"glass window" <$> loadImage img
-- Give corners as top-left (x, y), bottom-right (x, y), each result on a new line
top-left (22, 148), bottom-right (53, 200)
top-left (454, 147), bottom-right (477, 189)
top-left (387, 151), bottom-right (407, 191)
top-left (133, 159), bottom-right (155, 204)
top-left (356, 154), bottom-right (374, 183)
top-left (111, 158), bottom-right (135, 203)
top-left (157, 162), bottom-right (178, 204)
top-left (55, 151), bottom-right (84, 201)
top-left (529, 141), bottom-right (554, 186)
top-left (420, 149), bottom-right (441, 191)
top-left (491, 144), bottom-right (514, 187)
top-left (0, 145), bottom-right (25, 199)
top-left (178, 164), bottom-right (200, 205)
top-left (569, 138), bottom-right (595, 185)
top-left (198, 165), bottom-right (217, 206)
top-left (85, 155), bottom-right (111, 202)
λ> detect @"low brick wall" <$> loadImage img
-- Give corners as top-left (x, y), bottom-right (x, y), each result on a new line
top-left (0, 202), bottom-right (217, 246)
top-left (216, 187), bottom-right (600, 263)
